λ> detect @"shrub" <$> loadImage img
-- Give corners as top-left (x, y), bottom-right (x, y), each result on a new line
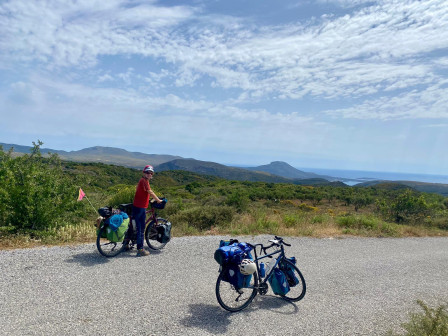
top-left (171, 205), bottom-right (234, 231)
top-left (226, 191), bottom-right (249, 212)
top-left (283, 214), bottom-right (302, 228)
top-left (377, 190), bottom-right (432, 224)
top-left (387, 300), bottom-right (448, 336)
top-left (0, 141), bottom-right (79, 232)
top-left (107, 185), bottom-right (135, 207)
top-left (298, 203), bottom-right (318, 212)
top-left (337, 214), bottom-right (398, 236)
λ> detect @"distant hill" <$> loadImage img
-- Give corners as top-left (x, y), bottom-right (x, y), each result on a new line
top-left (157, 158), bottom-right (293, 183)
top-left (356, 180), bottom-right (448, 196)
top-left (157, 159), bottom-right (346, 186)
top-left (0, 143), bottom-right (181, 169)
top-left (3, 142), bottom-right (447, 194)
top-left (246, 161), bottom-right (330, 180)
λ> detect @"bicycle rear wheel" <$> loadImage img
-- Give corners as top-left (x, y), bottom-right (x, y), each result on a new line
top-left (96, 226), bottom-right (128, 257)
top-left (279, 259), bottom-right (306, 302)
top-left (144, 217), bottom-right (169, 250)
top-left (215, 267), bottom-right (258, 312)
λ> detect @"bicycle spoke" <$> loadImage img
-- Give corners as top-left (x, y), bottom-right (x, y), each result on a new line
top-left (215, 269), bottom-right (258, 312)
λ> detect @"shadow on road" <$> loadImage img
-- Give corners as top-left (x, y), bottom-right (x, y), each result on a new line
top-left (251, 295), bottom-right (299, 314)
top-left (65, 247), bottom-right (165, 266)
top-left (181, 303), bottom-right (231, 334)
top-left (65, 251), bottom-right (110, 266)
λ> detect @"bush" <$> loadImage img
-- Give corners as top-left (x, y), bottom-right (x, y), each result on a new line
top-left (387, 300), bottom-right (448, 336)
top-left (337, 214), bottom-right (398, 236)
top-left (377, 190), bottom-right (432, 223)
top-left (107, 185), bottom-right (135, 207)
top-left (0, 141), bottom-right (79, 232)
top-left (171, 205), bottom-right (234, 231)
top-left (226, 191), bottom-right (249, 212)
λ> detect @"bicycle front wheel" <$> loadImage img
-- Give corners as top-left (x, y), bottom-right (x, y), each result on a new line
top-left (280, 259), bottom-right (306, 302)
top-left (96, 226), bottom-right (128, 257)
top-left (145, 217), bottom-right (169, 250)
top-left (215, 267), bottom-right (258, 312)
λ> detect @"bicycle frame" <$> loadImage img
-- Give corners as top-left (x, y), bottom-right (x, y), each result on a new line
top-left (251, 243), bottom-right (285, 287)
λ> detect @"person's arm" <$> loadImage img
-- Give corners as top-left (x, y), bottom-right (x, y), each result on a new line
top-left (149, 189), bottom-right (162, 203)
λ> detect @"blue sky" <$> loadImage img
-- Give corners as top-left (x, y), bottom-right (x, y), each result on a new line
top-left (1, 0), bottom-right (447, 175)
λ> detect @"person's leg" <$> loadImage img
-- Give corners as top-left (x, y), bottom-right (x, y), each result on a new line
top-left (132, 206), bottom-right (146, 250)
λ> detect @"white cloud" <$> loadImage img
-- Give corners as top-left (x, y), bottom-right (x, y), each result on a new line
top-left (1, 0), bottom-right (448, 173)
top-left (325, 81), bottom-right (448, 120)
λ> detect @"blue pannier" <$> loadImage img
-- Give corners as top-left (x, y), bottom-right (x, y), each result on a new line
top-left (106, 212), bottom-right (129, 231)
top-left (280, 257), bottom-right (300, 287)
top-left (221, 263), bottom-right (252, 289)
top-left (215, 240), bottom-right (253, 289)
top-left (268, 268), bottom-right (290, 295)
top-left (214, 242), bottom-right (252, 266)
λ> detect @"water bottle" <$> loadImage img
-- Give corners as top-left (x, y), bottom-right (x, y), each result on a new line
top-left (259, 262), bottom-right (266, 278)
top-left (265, 257), bottom-right (276, 275)
top-left (131, 219), bottom-right (137, 232)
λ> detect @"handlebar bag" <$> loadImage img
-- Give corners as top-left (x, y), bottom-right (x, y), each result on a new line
top-left (268, 268), bottom-right (290, 295)
top-left (280, 257), bottom-right (299, 287)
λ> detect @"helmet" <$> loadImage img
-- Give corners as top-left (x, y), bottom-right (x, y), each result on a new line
top-left (239, 259), bottom-right (256, 275)
top-left (143, 165), bottom-right (154, 174)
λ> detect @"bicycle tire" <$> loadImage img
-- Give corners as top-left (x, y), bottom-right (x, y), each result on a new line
top-left (279, 258), bottom-right (306, 302)
top-left (96, 225), bottom-right (128, 257)
top-left (215, 267), bottom-right (258, 312)
top-left (144, 217), bottom-right (169, 250)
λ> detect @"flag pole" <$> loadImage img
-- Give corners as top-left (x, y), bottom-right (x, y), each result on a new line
top-left (84, 196), bottom-right (98, 214)
top-left (77, 187), bottom-right (98, 215)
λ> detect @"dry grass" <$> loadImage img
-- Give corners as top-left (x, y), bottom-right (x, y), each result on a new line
top-left (0, 220), bottom-right (97, 250)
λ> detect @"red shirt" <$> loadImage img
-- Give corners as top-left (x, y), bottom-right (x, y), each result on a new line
top-left (133, 177), bottom-right (151, 208)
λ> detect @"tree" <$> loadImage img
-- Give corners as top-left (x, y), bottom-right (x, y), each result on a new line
top-left (0, 141), bottom-right (78, 232)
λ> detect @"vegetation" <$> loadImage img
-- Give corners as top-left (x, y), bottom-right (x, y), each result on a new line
top-left (387, 300), bottom-right (448, 336)
top-left (1, 141), bottom-right (448, 248)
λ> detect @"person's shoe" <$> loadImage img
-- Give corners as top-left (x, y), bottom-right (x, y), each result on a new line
top-left (136, 249), bottom-right (149, 257)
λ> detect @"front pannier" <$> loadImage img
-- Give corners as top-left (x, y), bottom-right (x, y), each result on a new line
top-left (280, 256), bottom-right (300, 287)
top-left (156, 221), bottom-right (172, 243)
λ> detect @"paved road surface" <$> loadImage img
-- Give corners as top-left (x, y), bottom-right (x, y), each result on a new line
top-left (1, 236), bottom-right (448, 335)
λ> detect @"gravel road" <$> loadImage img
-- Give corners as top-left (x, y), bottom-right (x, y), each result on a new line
top-left (1, 236), bottom-right (448, 336)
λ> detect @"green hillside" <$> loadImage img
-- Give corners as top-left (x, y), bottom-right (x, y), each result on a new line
top-left (357, 181), bottom-right (448, 197)
top-left (1, 143), bottom-right (447, 249)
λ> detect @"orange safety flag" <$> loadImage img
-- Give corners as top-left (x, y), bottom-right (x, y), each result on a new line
top-left (77, 188), bottom-right (86, 201)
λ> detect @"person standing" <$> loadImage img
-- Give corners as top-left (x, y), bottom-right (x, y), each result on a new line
top-left (132, 165), bottom-right (162, 256)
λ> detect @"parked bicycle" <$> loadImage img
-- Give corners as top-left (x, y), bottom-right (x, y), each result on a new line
top-left (96, 198), bottom-right (171, 257)
top-left (215, 236), bottom-right (306, 312)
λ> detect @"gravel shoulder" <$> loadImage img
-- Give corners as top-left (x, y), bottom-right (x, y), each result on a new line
top-left (1, 236), bottom-right (448, 336)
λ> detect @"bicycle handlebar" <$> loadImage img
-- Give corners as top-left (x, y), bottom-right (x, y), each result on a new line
top-left (274, 235), bottom-right (291, 247)
top-left (247, 236), bottom-right (291, 255)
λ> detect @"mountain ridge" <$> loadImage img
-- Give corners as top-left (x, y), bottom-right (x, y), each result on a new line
top-left (246, 161), bottom-right (331, 180)
top-left (2, 142), bottom-right (448, 195)
top-left (0, 143), bottom-right (182, 168)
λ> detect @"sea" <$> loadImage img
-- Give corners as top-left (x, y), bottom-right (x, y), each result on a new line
top-left (300, 167), bottom-right (448, 186)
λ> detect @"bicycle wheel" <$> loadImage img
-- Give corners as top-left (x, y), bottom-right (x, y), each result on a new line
top-left (144, 217), bottom-right (169, 250)
top-left (96, 226), bottom-right (128, 257)
top-left (279, 259), bottom-right (306, 302)
top-left (215, 267), bottom-right (258, 312)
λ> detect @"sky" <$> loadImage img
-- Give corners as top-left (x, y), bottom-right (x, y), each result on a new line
top-left (0, 0), bottom-right (447, 175)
